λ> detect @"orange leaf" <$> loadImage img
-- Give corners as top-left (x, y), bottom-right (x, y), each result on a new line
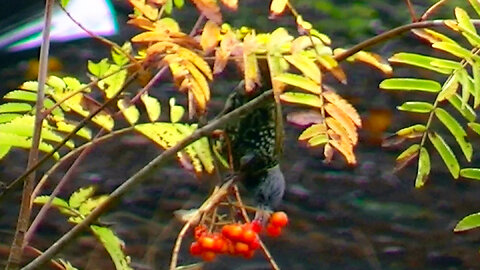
top-left (132, 31), bottom-right (169, 42)
top-left (220, 0), bottom-right (238, 10)
top-left (325, 103), bottom-right (358, 145)
top-left (328, 130), bottom-right (356, 165)
top-left (129, 0), bottom-right (159, 20)
top-left (127, 17), bottom-right (156, 31)
top-left (185, 76), bottom-right (207, 111)
top-left (213, 31), bottom-right (238, 74)
top-left (191, 0), bottom-right (222, 24)
top-left (183, 60), bottom-right (210, 101)
top-left (177, 47), bottom-right (213, 80)
top-left (200, 20), bottom-right (221, 54)
top-left (326, 116), bottom-right (355, 145)
top-left (323, 88), bottom-right (361, 127)
top-left (146, 41), bottom-right (178, 55)
top-left (270, 0), bottom-right (288, 15)
top-left (324, 143), bottom-right (334, 163)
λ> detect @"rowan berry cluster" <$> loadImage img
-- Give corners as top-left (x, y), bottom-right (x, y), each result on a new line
top-left (189, 211), bottom-right (289, 261)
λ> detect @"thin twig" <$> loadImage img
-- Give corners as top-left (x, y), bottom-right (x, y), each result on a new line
top-left (404, 0), bottom-right (417, 22)
top-left (334, 19), bottom-right (480, 62)
top-left (22, 89), bottom-right (274, 270)
top-left (420, 0), bottom-right (449, 21)
top-left (6, 0), bottom-right (54, 268)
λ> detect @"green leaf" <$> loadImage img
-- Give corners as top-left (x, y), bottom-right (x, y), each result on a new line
top-left (274, 73), bottom-right (320, 94)
top-left (141, 94), bottom-right (161, 122)
top-left (117, 99), bottom-right (139, 125)
top-left (4, 90), bottom-right (37, 102)
top-left (60, 0), bottom-right (70, 7)
top-left (91, 225), bottom-right (133, 270)
top-left (388, 53), bottom-right (452, 74)
top-left (396, 144), bottom-right (420, 163)
top-left (428, 132), bottom-right (460, 178)
top-left (469, 0), bottom-right (480, 17)
top-left (454, 212), bottom-right (480, 232)
top-left (0, 114), bottom-right (21, 123)
top-left (430, 59), bottom-right (463, 70)
top-left (88, 59), bottom-right (110, 77)
top-left (458, 68), bottom-right (473, 106)
top-left (397, 101), bottom-right (433, 113)
top-left (98, 65), bottom-right (127, 99)
top-left (308, 134), bottom-right (328, 146)
top-left (432, 42), bottom-right (474, 59)
top-left (468, 122), bottom-right (480, 135)
top-left (79, 196), bottom-right (108, 216)
top-left (279, 92), bottom-right (322, 108)
top-left (435, 108), bottom-right (472, 161)
top-left (173, 0), bottom-right (184, 8)
top-left (380, 78), bottom-right (441, 92)
top-left (0, 103), bottom-right (32, 113)
top-left (47, 76), bottom-right (66, 90)
top-left (448, 93), bottom-right (476, 122)
top-left (164, 0), bottom-right (173, 14)
top-left (396, 124), bottom-right (426, 138)
top-left (169, 98), bottom-right (184, 123)
top-left (0, 132), bottom-right (59, 159)
top-left (472, 61), bottom-right (480, 108)
top-left (415, 147), bottom-right (430, 188)
top-left (455, 7), bottom-right (480, 46)
top-left (111, 42), bottom-right (132, 66)
top-left (438, 73), bottom-right (459, 101)
top-left (33, 196), bottom-right (75, 216)
top-left (0, 145), bottom-right (10, 159)
top-left (58, 259), bottom-right (79, 270)
top-left (460, 168), bottom-right (480, 180)
top-left (69, 186), bottom-right (95, 209)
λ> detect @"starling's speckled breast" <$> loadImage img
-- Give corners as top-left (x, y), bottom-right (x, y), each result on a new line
top-left (223, 87), bottom-right (281, 181)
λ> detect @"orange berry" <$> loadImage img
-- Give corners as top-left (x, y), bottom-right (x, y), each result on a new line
top-left (189, 241), bottom-right (203, 256)
top-left (266, 223), bottom-right (282, 237)
top-left (270, 211), bottom-right (288, 228)
top-left (201, 251), bottom-right (216, 262)
top-left (222, 224), bottom-right (243, 241)
top-left (234, 242), bottom-right (250, 255)
top-left (241, 228), bottom-right (257, 244)
top-left (212, 235), bottom-right (226, 253)
top-left (199, 236), bottom-right (215, 250)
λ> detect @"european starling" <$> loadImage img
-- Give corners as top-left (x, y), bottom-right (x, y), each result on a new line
top-left (221, 81), bottom-right (285, 223)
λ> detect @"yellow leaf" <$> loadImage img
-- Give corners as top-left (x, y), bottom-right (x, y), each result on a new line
top-left (117, 99), bottom-right (139, 125)
top-left (183, 60), bottom-right (211, 101)
top-left (268, 54), bottom-right (289, 98)
top-left (411, 28), bottom-right (458, 44)
top-left (132, 31), bottom-right (169, 43)
top-left (323, 88), bottom-right (361, 127)
top-left (141, 94), bottom-right (161, 122)
top-left (243, 33), bottom-right (261, 92)
top-left (270, 0), bottom-right (288, 15)
top-left (326, 116), bottom-right (353, 145)
top-left (127, 17), bottom-right (156, 31)
top-left (169, 98), bottom-right (185, 123)
top-left (201, 20), bottom-right (221, 54)
top-left (284, 53), bottom-right (321, 84)
top-left (299, 123), bottom-right (327, 140)
top-left (325, 105), bottom-right (358, 145)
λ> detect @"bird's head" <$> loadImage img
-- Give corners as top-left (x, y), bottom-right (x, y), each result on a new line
top-left (252, 165), bottom-right (285, 223)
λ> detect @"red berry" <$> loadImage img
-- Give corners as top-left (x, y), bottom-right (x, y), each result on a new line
top-left (266, 223), bottom-right (282, 237)
top-left (189, 241), bottom-right (203, 256)
top-left (199, 236), bottom-right (215, 250)
top-left (234, 242), bottom-right (250, 255)
top-left (270, 211), bottom-right (288, 228)
top-left (241, 228), bottom-right (257, 244)
top-left (194, 225), bottom-right (207, 240)
top-left (243, 249), bottom-right (255, 259)
top-left (250, 220), bottom-right (263, 233)
top-left (201, 251), bottom-right (216, 262)
top-left (249, 238), bottom-right (260, 250)
top-left (222, 224), bottom-right (243, 241)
